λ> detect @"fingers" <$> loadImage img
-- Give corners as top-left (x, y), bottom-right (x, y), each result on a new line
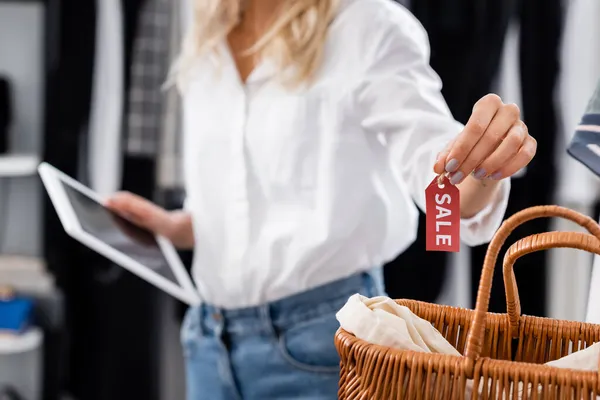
top-left (474, 121), bottom-right (527, 179)
top-left (105, 192), bottom-right (168, 232)
top-left (443, 94), bottom-right (503, 176)
top-left (435, 93), bottom-right (532, 184)
top-left (449, 104), bottom-right (523, 184)
top-left (105, 192), bottom-right (143, 219)
top-left (489, 135), bottom-right (537, 180)
top-left (433, 139), bottom-right (454, 175)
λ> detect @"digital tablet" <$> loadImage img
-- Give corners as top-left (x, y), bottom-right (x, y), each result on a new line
top-left (38, 162), bottom-right (201, 306)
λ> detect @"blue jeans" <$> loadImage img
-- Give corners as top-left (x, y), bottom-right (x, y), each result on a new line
top-left (181, 269), bottom-right (385, 400)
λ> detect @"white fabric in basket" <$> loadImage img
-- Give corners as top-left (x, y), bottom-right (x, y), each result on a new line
top-left (337, 294), bottom-right (600, 398)
top-left (336, 294), bottom-right (461, 355)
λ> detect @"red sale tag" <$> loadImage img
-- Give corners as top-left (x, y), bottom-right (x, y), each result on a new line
top-left (425, 175), bottom-right (460, 252)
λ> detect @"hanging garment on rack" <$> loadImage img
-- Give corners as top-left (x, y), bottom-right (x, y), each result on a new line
top-left (42, 1), bottom-right (98, 397)
top-left (385, 0), bottom-right (513, 303)
top-left (88, 0), bottom-right (124, 195)
top-left (469, 0), bottom-right (563, 315)
top-left (125, 0), bottom-right (184, 193)
top-left (70, 2), bottom-right (163, 398)
top-left (156, 1), bottom-right (184, 191)
top-left (44, 1), bottom-right (163, 399)
top-left (125, 0), bottom-right (170, 157)
top-left (43, 0), bottom-right (97, 301)
top-left (88, 0), bottom-right (163, 196)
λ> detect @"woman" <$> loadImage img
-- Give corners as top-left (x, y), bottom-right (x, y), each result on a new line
top-left (107, 0), bottom-right (536, 398)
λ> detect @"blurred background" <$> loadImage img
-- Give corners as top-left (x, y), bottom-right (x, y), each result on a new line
top-left (0, 0), bottom-right (598, 399)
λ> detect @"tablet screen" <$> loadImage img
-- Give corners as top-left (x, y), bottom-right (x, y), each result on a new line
top-left (60, 180), bottom-right (180, 286)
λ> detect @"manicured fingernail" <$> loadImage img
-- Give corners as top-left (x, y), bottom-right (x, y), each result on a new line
top-left (449, 171), bottom-right (464, 185)
top-left (473, 168), bottom-right (486, 179)
top-left (445, 159), bottom-right (459, 173)
top-left (491, 172), bottom-right (503, 180)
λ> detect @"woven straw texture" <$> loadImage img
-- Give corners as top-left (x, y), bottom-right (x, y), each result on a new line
top-left (336, 205), bottom-right (600, 399)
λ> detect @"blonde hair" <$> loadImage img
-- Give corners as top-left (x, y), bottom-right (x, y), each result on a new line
top-left (175, 0), bottom-right (341, 88)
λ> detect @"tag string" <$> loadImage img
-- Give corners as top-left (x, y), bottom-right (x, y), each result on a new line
top-left (437, 174), bottom-right (445, 187)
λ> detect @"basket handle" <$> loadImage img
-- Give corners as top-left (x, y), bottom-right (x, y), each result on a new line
top-left (462, 206), bottom-right (600, 375)
top-left (503, 231), bottom-right (600, 338)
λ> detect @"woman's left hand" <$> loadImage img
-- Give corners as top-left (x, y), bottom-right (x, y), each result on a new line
top-left (433, 94), bottom-right (537, 185)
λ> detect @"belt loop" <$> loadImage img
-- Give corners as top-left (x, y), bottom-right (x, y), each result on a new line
top-left (212, 306), bottom-right (225, 337)
top-left (371, 266), bottom-right (385, 295)
top-left (196, 305), bottom-right (205, 336)
top-left (361, 271), bottom-right (372, 297)
top-left (362, 267), bottom-right (385, 297)
top-left (259, 304), bottom-right (277, 337)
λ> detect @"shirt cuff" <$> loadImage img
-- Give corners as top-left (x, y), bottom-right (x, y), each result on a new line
top-left (459, 178), bottom-right (511, 247)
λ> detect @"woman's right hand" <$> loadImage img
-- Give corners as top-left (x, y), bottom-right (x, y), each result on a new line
top-left (105, 192), bottom-right (195, 250)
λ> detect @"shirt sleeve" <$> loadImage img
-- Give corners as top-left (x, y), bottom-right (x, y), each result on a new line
top-left (354, 9), bottom-right (510, 246)
top-left (183, 197), bottom-right (192, 211)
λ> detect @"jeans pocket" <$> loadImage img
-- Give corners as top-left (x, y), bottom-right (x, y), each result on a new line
top-left (277, 311), bottom-right (341, 374)
top-left (181, 307), bottom-right (202, 359)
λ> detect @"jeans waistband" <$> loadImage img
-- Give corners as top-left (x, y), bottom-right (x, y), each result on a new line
top-left (198, 269), bottom-right (381, 336)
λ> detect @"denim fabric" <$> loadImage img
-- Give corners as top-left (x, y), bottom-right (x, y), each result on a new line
top-left (181, 269), bottom-right (384, 400)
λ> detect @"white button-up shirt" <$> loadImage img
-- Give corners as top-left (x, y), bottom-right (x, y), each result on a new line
top-left (182, 0), bottom-right (510, 308)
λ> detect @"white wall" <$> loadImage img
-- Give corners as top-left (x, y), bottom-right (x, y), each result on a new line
top-left (0, 2), bottom-right (45, 257)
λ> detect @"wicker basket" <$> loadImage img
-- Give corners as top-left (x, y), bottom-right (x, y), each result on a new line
top-left (335, 205), bottom-right (600, 399)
